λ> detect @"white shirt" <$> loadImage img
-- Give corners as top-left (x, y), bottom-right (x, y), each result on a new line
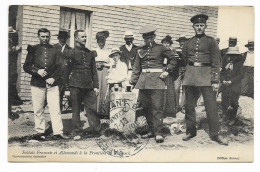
top-left (94, 46), bottom-right (110, 63)
top-left (243, 51), bottom-right (254, 67)
top-left (125, 44), bottom-right (133, 52)
top-left (107, 60), bottom-right (128, 84)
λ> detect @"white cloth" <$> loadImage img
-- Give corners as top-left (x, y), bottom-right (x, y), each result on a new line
top-left (125, 44), bottom-right (133, 52)
top-left (107, 60), bottom-right (128, 85)
top-left (94, 46), bottom-right (110, 63)
top-left (243, 51), bottom-right (254, 67)
top-left (31, 86), bottom-right (63, 135)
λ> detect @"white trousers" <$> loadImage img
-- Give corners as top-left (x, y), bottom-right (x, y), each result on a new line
top-left (31, 86), bottom-right (63, 135)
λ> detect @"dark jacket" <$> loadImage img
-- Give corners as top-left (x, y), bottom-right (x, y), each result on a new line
top-left (53, 43), bottom-right (72, 86)
top-left (119, 44), bottom-right (139, 69)
top-left (23, 44), bottom-right (61, 88)
top-left (65, 45), bottom-right (99, 89)
top-left (130, 42), bottom-right (177, 89)
top-left (182, 34), bottom-right (221, 86)
top-left (220, 54), bottom-right (243, 93)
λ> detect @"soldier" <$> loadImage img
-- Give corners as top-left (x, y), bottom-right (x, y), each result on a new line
top-left (220, 46), bottom-right (243, 125)
top-left (241, 40), bottom-right (254, 99)
top-left (182, 14), bottom-right (228, 145)
top-left (119, 31), bottom-right (139, 70)
top-left (174, 36), bottom-right (189, 112)
top-left (23, 28), bottom-right (68, 140)
top-left (53, 30), bottom-right (72, 110)
top-left (64, 30), bottom-right (100, 139)
top-left (130, 25), bottom-right (177, 143)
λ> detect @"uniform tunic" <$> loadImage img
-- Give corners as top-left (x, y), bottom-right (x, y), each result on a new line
top-left (182, 33), bottom-right (221, 137)
top-left (65, 45), bottom-right (100, 132)
top-left (131, 41), bottom-right (177, 135)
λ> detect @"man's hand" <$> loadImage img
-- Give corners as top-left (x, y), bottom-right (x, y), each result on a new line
top-left (46, 78), bottom-right (55, 85)
top-left (212, 83), bottom-right (220, 91)
top-left (159, 71), bottom-right (169, 79)
top-left (38, 69), bottom-right (47, 77)
top-left (94, 88), bottom-right (99, 96)
top-left (64, 91), bottom-right (70, 97)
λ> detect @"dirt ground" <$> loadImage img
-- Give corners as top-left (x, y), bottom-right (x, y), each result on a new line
top-left (8, 95), bottom-right (254, 160)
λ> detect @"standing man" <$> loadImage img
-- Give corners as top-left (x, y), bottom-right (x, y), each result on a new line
top-left (174, 36), bottom-right (189, 112)
top-left (130, 25), bottom-right (177, 143)
top-left (119, 31), bottom-right (139, 70)
top-left (182, 14), bottom-right (228, 145)
top-left (53, 30), bottom-right (72, 111)
top-left (241, 40), bottom-right (254, 98)
top-left (9, 26), bottom-right (23, 106)
top-left (64, 30), bottom-right (100, 139)
top-left (23, 28), bottom-right (67, 140)
top-left (220, 46), bottom-right (243, 125)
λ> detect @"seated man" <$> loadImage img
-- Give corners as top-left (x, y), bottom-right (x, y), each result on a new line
top-left (106, 48), bottom-right (128, 92)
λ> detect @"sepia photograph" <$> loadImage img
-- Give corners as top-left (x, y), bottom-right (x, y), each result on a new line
top-left (7, 4), bottom-right (254, 162)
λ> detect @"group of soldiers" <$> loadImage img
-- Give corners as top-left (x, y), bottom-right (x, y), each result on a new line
top-left (10, 13), bottom-right (254, 145)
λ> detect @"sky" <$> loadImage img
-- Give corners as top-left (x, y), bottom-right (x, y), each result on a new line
top-left (217, 6), bottom-right (254, 53)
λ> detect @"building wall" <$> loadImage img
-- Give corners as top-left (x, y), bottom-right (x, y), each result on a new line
top-left (18, 5), bottom-right (218, 100)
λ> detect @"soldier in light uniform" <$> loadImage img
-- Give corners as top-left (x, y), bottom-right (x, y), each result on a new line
top-left (182, 14), bottom-right (228, 145)
top-left (130, 25), bottom-right (177, 143)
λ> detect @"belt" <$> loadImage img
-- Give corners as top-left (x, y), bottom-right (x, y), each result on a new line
top-left (189, 61), bottom-right (211, 67)
top-left (142, 69), bottom-right (163, 73)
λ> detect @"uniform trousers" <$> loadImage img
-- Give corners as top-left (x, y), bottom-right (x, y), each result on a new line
top-left (139, 89), bottom-right (164, 135)
top-left (185, 86), bottom-right (220, 137)
top-left (31, 85), bottom-right (63, 135)
top-left (221, 86), bottom-right (240, 120)
top-left (70, 87), bottom-right (100, 133)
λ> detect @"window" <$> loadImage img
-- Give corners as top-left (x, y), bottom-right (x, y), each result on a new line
top-left (60, 7), bottom-right (93, 48)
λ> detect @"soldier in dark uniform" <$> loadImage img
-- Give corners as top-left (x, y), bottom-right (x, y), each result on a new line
top-left (182, 14), bottom-right (228, 145)
top-left (119, 31), bottom-right (139, 70)
top-left (130, 25), bottom-right (177, 143)
top-left (220, 46), bottom-right (243, 125)
top-left (53, 30), bottom-right (72, 110)
top-left (23, 28), bottom-right (68, 140)
top-left (64, 30), bottom-right (100, 139)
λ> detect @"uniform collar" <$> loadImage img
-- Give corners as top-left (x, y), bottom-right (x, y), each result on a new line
top-left (195, 33), bottom-right (206, 38)
top-left (143, 41), bottom-right (157, 48)
top-left (75, 45), bottom-right (87, 51)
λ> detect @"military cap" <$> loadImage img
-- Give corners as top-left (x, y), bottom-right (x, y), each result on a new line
top-left (54, 30), bottom-right (70, 38)
top-left (139, 25), bottom-right (157, 34)
top-left (124, 31), bottom-right (134, 39)
top-left (190, 14), bottom-right (208, 24)
top-left (161, 35), bottom-right (173, 45)
top-left (245, 39), bottom-right (254, 47)
top-left (176, 36), bottom-right (189, 42)
top-left (228, 37), bottom-right (237, 42)
top-left (96, 30), bottom-right (109, 40)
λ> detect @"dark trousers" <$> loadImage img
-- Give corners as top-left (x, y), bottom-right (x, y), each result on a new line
top-left (59, 84), bottom-right (65, 110)
top-left (221, 86), bottom-right (240, 120)
top-left (70, 87), bottom-right (100, 133)
top-left (139, 89), bottom-right (164, 135)
top-left (185, 86), bottom-right (220, 137)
